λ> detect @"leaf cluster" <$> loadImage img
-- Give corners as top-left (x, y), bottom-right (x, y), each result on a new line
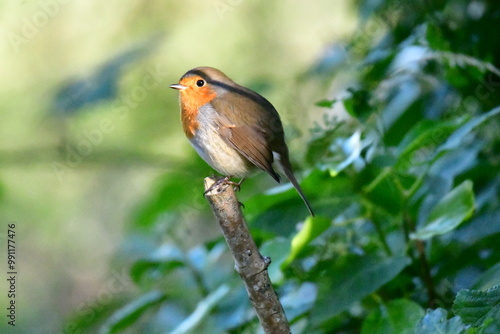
top-left (65, 1), bottom-right (500, 332)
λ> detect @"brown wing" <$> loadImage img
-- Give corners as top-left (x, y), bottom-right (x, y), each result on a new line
top-left (218, 125), bottom-right (280, 182)
top-left (211, 86), bottom-right (284, 182)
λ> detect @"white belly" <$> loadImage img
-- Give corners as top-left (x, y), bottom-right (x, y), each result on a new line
top-left (190, 106), bottom-right (252, 177)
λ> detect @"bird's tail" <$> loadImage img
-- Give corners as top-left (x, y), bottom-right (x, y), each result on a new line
top-left (280, 159), bottom-right (314, 217)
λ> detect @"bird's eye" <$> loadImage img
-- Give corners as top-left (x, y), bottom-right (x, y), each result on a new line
top-left (196, 79), bottom-right (205, 87)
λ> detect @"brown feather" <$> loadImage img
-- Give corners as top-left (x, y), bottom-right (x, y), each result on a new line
top-left (218, 125), bottom-right (280, 182)
top-left (211, 92), bottom-right (284, 176)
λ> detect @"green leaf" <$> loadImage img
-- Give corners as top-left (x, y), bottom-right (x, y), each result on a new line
top-left (453, 285), bottom-right (500, 327)
top-left (381, 79), bottom-right (421, 131)
top-left (312, 255), bottom-right (411, 326)
top-left (344, 88), bottom-right (371, 120)
top-left (64, 297), bottom-right (125, 334)
top-left (475, 317), bottom-right (500, 334)
top-left (99, 291), bottom-right (167, 334)
top-left (281, 282), bottom-right (318, 321)
top-left (361, 299), bottom-right (425, 334)
top-left (130, 244), bottom-right (185, 284)
top-left (473, 263), bottom-right (500, 291)
top-left (286, 216), bottom-right (331, 265)
top-left (306, 115), bottom-right (344, 166)
top-left (363, 168), bottom-right (402, 214)
top-left (315, 99), bottom-right (337, 108)
top-left (412, 180), bottom-right (475, 240)
top-left (315, 89), bottom-right (370, 118)
top-left (415, 308), bottom-right (465, 334)
top-left (435, 106), bottom-right (500, 158)
top-left (247, 171), bottom-right (354, 234)
top-left (425, 23), bottom-right (450, 51)
top-left (171, 285), bottom-right (230, 334)
top-left (395, 119), bottom-right (462, 170)
top-left (343, 96), bottom-right (355, 116)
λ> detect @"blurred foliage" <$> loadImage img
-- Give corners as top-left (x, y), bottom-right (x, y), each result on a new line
top-left (63, 0), bottom-right (500, 333)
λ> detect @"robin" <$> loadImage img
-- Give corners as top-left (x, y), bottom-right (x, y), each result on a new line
top-left (170, 67), bottom-right (314, 216)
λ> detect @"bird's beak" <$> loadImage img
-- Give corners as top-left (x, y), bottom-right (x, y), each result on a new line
top-left (169, 83), bottom-right (187, 90)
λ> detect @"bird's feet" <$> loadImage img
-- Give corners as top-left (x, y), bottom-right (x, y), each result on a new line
top-left (204, 177), bottom-right (245, 195)
top-left (231, 178), bottom-right (245, 192)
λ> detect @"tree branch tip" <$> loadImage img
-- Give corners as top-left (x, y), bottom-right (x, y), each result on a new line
top-left (203, 176), bottom-right (230, 197)
top-left (204, 176), bottom-right (217, 188)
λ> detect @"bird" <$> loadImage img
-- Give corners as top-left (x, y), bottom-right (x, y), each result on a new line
top-left (170, 67), bottom-right (314, 216)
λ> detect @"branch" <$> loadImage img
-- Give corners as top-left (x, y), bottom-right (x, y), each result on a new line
top-left (204, 177), bottom-right (291, 334)
top-left (416, 240), bottom-right (437, 306)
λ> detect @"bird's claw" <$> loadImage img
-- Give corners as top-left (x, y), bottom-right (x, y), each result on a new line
top-left (204, 177), bottom-right (246, 195)
top-left (204, 176), bottom-right (229, 195)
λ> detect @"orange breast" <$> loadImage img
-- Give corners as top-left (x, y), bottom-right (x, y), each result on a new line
top-left (179, 84), bottom-right (216, 138)
top-left (181, 101), bottom-right (199, 139)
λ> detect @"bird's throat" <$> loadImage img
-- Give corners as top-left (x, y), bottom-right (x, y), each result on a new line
top-left (180, 90), bottom-right (216, 139)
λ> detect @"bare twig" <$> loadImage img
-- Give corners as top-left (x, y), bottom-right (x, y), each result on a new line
top-left (204, 176), bottom-right (291, 334)
top-left (416, 240), bottom-right (437, 306)
top-left (403, 210), bottom-right (437, 305)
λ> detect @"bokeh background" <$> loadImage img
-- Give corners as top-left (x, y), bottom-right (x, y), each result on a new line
top-left (1, 1), bottom-right (355, 333)
top-left (1, 1), bottom-right (499, 333)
